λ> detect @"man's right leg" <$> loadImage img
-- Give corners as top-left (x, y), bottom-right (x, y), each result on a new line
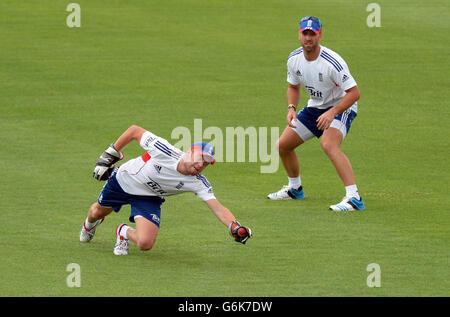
top-left (278, 126), bottom-right (304, 178)
top-left (267, 126), bottom-right (305, 200)
top-left (88, 202), bottom-right (113, 223)
top-left (80, 202), bottom-right (113, 242)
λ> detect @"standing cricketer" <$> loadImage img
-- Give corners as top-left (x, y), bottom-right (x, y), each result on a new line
top-left (267, 16), bottom-right (366, 211)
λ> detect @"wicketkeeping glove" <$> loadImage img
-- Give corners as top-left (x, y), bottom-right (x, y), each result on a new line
top-left (93, 143), bottom-right (124, 181)
top-left (228, 220), bottom-right (252, 244)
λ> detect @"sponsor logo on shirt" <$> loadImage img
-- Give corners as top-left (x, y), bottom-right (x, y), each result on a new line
top-left (144, 136), bottom-right (155, 148)
top-left (154, 165), bottom-right (162, 173)
top-left (175, 182), bottom-right (184, 190)
top-left (145, 178), bottom-right (167, 195)
top-left (305, 85), bottom-right (323, 99)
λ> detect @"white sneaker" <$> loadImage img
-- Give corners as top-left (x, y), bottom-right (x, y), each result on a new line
top-left (79, 218), bottom-right (104, 242)
top-left (329, 196), bottom-right (366, 211)
top-left (267, 185), bottom-right (305, 200)
top-left (113, 224), bottom-right (129, 256)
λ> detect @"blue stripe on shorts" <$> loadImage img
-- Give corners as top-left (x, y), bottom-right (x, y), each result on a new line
top-left (97, 171), bottom-right (165, 227)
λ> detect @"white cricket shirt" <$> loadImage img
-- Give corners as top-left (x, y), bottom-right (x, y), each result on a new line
top-left (287, 45), bottom-right (358, 111)
top-left (115, 131), bottom-right (216, 201)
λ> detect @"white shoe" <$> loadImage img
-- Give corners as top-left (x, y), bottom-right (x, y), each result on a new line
top-left (79, 218), bottom-right (104, 242)
top-left (113, 224), bottom-right (129, 256)
top-left (267, 185), bottom-right (305, 200)
top-left (329, 196), bottom-right (366, 211)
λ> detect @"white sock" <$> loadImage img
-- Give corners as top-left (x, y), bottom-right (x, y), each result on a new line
top-left (120, 225), bottom-right (131, 239)
top-left (84, 218), bottom-right (97, 230)
top-left (345, 185), bottom-right (360, 200)
top-left (288, 176), bottom-right (301, 189)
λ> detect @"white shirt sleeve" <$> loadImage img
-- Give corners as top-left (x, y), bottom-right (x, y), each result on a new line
top-left (139, 131), bottom-right (159, 150)
top-left (193, 175), bottom-right (216, 201)
top-left (195, 186), bottom-right (216, 201)
top-left (287, 59), bottom-right (301, 85)
top-left (330, 59), bottom-right (357, 91)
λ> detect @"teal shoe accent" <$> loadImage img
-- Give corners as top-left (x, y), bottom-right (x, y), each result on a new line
top-left (349, 197), bottom-right (365, 210)
top-left (287, 186), bottom-right (305, 200)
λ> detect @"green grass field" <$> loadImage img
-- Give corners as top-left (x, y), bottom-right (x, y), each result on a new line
top-left (0, 0), bottom-right (448, 297)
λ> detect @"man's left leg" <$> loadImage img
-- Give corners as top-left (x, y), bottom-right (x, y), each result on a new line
top-left (126, 217), bottom-right (159, 251)
top-left (113, 196), bottom-right (163, 255)
top-left (321, 127), bottom-right (365, 211)
top-left (321, 127), bottom-right (355, 186)
top-left (114, 217), bottom-right (159, 256)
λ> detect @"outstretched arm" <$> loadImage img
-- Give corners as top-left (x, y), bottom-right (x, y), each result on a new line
top-left (204, 198), bottom-right (236, 226)
top-left (205, 199), bottom-right (252, 244)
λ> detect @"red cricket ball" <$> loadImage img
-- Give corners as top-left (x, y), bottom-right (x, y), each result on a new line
top-left (237, 227), bottom-right (247, 237)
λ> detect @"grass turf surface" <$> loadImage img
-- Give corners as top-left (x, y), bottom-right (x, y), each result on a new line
top-left (0, 0), bottom-right (448, 296)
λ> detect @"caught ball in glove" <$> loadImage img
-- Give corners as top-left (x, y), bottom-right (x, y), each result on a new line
top-left (228, 220), bottom-right (252, 244)
top-left (237, 227), bottom-right (248, 237)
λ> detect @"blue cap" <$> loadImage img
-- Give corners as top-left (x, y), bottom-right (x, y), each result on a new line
top-left (299, 15), bottom-right (322, 34)
top-left (191, 142), bottom-right (215, 165)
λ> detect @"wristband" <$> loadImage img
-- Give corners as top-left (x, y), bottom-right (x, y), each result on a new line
top-left (288, 104), bottom-right (297, 111)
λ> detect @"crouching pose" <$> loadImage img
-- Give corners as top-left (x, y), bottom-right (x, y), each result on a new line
top-left (80, 125), bottom-right (252, 255)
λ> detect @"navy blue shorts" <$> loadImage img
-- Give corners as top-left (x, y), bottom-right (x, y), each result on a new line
top-left (292, 105), bottom-right (357, 140)
top-left (97, 171), bottom-right (165, 227)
